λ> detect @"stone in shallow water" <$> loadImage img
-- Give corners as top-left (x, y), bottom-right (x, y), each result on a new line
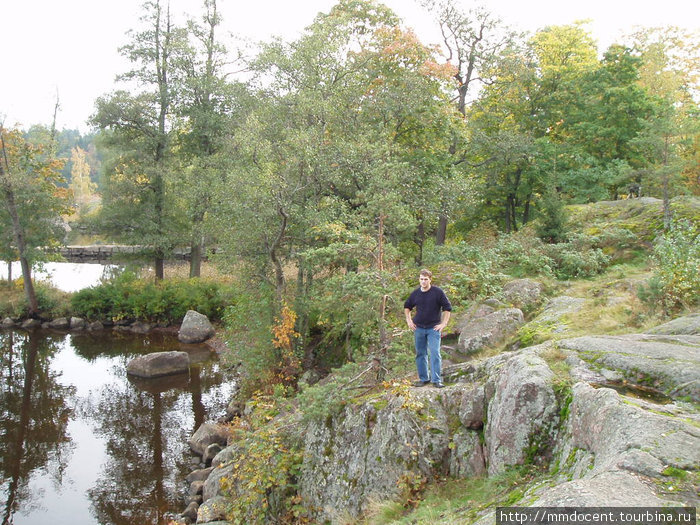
top-left (126, 351), bottom-right (190, 378)
top-left (188, 422), bottom-right (229, 456)
top-left (178, 310), bottom-right (215, 343)
top-left (48, 317), bottom-right (70, 329)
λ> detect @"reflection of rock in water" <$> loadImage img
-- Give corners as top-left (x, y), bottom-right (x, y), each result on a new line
top-left (128, 371), bottom-right (191, 394)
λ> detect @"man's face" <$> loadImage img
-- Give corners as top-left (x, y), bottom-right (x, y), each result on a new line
top-left (419, 274), bottom-right (431, 290)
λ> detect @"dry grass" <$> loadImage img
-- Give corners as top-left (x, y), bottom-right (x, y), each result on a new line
top-left (137, 260), bottom-right (237, 282)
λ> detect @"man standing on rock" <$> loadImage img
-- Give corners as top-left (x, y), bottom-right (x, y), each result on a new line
top-left (404, 268), bottom-right (452, 388)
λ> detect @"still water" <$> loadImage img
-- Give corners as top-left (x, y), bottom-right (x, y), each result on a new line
top-left (0, 330), bottom-right (236, 525)
top-left (0, 263), bottom-right (237, 525)
top-left (0, 262), bottom-right (116, 292)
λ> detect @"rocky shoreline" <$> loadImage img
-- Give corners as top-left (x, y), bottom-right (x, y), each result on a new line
top-left (172, 307), bottom-right (699, 524)
top-left (4, 293), bottom-right (698, 524)
top-left (1, 309), bottom-right (219, 343)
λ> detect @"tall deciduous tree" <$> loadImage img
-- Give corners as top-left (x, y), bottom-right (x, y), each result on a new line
top-left (420, 0), bottom-right (516, 243)
top-left (69, 146), bottom-right (97, 213)
top-left (174, 0), bottom-right (245, 277)
top-left (215, 0), bottom-right (456, 362)
top-left (0, 127), bottom-right (71, 315)
top-left (627, 26), bottom-right (700, 206)
top-left (91, 0), bottom-right (188, 280)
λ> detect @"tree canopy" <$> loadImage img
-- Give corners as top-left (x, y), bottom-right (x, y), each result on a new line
top-left (4, 0), bottom-right (698, 367)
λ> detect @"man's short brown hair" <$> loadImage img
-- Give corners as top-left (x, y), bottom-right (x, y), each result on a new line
top-left (419, 268), bottom-right (433, 278)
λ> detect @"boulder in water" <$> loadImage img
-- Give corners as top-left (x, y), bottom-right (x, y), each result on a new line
top-left (178, 310), bottom-right (215, 343)
top-left (126, 351), bottom-right (190, 378)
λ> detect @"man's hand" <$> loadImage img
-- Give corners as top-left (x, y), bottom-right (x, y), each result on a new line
top-left (434, 311), bottom-right (450, 333)
top-left (404, 308), bottom-right (416, 331)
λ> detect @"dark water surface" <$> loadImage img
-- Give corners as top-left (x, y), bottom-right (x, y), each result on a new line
top-left (0, 329), bottom-right (236, 525)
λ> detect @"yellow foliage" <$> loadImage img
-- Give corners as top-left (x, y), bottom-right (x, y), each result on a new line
top-left (272, 304), bottom-right (298, 351)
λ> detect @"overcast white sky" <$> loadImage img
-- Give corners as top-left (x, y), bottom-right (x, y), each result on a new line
top-left (2, 0), bottom-right (698, 132)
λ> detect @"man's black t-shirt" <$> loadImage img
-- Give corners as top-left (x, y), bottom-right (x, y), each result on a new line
top-left (404, 286), bottom-right (452, 329)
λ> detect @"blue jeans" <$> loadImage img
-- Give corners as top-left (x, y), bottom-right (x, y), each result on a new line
top-left (414, 327), bottom-right (442, 384)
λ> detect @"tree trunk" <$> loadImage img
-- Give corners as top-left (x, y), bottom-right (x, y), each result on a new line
top-left (189, 208), bottom-right (206, 278)
top-left (505, 199), bottom-right (512, 233)
top-left (509, 195), bottom-right (518, 232)
top-left (297, 266), bottom-right (313, 370)
top-left (662, 136), bottom-right (672, 231)
top-left (436, 215), bottom-right (448, 246)
top-left (415, 217), bottom-right (425, 265)
top-left (269, 206), bottom-right (289, 309)
top-left (153, 1), bottom-right (171, 282)
top-left (189, 241), bottom-right (202, 278)
top-left (155, 254), bottom-right (165, 281)
top-left (377, 215), bottom-right (389, 360)
top-left (522, 194), bottom-right (532, 225)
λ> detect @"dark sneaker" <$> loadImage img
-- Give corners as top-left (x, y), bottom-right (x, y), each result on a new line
top-left (413, 380), bottom-right (431, 387)
top-left (432, 382), bottom-right (446, 388)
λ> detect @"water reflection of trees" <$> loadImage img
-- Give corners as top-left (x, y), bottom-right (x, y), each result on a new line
top-left (0, 329), bottom-right (236, 525)
top-left (69, 331), bottom-right (214, 362)
top-left (0, 332), bottom-right (75, 525)
top-left (84, 358), bottom-right (235, 525)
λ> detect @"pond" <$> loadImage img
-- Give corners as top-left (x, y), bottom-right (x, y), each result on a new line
top-left (0, 262), bottom-right (118, 292)
top-left (0, 263), bottom-right (237, 525)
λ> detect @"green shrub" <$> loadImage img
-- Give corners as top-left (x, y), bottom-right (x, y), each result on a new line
top-left (32, 281), bottom-right (72, 318)
top-left (494, 236), bottom-right (555, 277)
top-left (637, 275), bottom-right (666, 313)
top-left (0, 280), bottom-right (71, 319)
top-left (70, 270), bottom-right (235, 323)
top-left (309, 269), bottom-right (408, 361)
top-left (535, 189), bottom-right (569, 243)
top-left (222, 284), bottom-right (278, 397)
top-left (426, 229), bottom-right (613, 285)
top-left (649, 219), bottom-right (699, 311)
top-left (294, 361), bottom-right (365, 424)
top-left (425, 243), bottom-right (508, 300)
top-left (543, 244), bottom-right (610, 279)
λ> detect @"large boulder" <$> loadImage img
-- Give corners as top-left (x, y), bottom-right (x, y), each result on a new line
top-left (299, 383), bottom-right (486, 522)
top-left (129, 321), bottom-right (152, 334)
top-left (645, 312), bottom-right (700, 336)
top-left (484, 350), bottom-right (559, 475)
top-left (48, 317), bottom-right (70, 329)
top-left (178, 310), bottom-right (215, 343)
top-left (457, 308), bottom-right (524, 355)
top-left (126, 351), bottom-right (190, 378)
top-left (199, 326), bottom-right (697, 524)
top-left (21, 318), bottom-right (41, 329)
top-left (202, 462), bottom-right (236, 502)
top-left (196, 496), bottom-right (228, 523)
top-left (453, 303), bottom-right (496, 336)
top-left (70, 316), bottom-right (87, 330)
top-left (528, 381), bottom-right (700, 507)
top-left (188, 422), bottom-right (229, 457)
top-left (517, 296), bottom-right (586, 346)
top-left (564, 382), bottom-right (700, 474)
top-left (559, 333), bottom-right (700, 401)
top-left (501, 278), bottom-right (544, 311)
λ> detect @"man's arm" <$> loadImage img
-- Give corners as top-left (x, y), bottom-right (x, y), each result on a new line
top-left (404, 307), bottom-right (416, 331)
top-left (434, 310), bottom-right (450, 332)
